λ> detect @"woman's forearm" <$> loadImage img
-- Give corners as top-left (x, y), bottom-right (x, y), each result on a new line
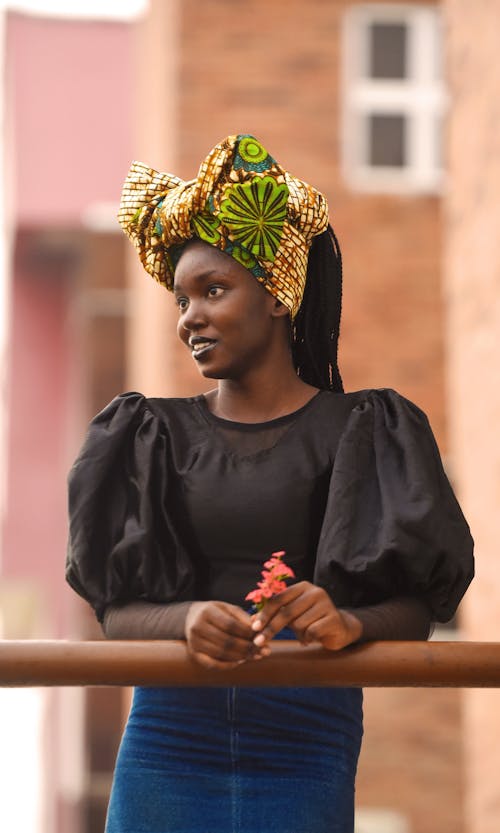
top-left (344, 596), bottom-right (433, 643)
top-left (102, 600), bottom-right (193, 640)
top-left (102, 595), bottom-right (432, 645)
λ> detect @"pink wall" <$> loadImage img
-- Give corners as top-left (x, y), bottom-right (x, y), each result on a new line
top-left (2, 237), bottom-right (73, 636)
top-left (3, 13), bottom-right (135, 639)
top-left (7, 13), bottom-right (134, 225)
top-left (1, 18), bottom-right (136, 830)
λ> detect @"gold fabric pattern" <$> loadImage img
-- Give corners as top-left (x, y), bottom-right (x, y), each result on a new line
top-left (117, 135), bottom-right (329, 318)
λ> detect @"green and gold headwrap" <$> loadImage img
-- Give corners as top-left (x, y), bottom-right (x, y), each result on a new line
top-left (118, 134), bottom-right (329, 318)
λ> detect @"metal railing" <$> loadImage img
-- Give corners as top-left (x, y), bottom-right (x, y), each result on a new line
top-left (0, 640), bottom-right (499, 687)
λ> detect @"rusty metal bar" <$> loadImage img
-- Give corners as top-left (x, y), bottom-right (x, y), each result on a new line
top-left (0, 640), bottom-right (499, 688)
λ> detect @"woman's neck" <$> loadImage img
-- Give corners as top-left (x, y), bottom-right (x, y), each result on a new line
top-left (205, 372), bottom-right (319, 423)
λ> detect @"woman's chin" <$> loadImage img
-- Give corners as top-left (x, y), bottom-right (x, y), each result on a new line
top-left (198, 368), bottom-right (224, 379)
top-left (193, 359), bottom-right (226, 380)
top-left (196, 364), bottom-right (243, 382)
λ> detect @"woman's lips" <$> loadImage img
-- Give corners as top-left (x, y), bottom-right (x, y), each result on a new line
top-left (192, 341), bottom-right (217, 360)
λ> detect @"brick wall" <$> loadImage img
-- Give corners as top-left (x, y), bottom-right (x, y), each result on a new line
top-left (358, 686), bottom-right (464, 833)
top-left (176, 0), bottom-right (447, 444)
top-left (129, 2), bottom-right (465, 830)
top-left (444, 1), bottom-right (500, 831)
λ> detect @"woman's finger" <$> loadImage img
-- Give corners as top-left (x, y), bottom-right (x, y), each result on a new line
top-left (215, 605), bottom-right (255, 638)
top-left (253, 605), bottom-right (302, 643)
top-left (251, 584), bottom-right (308, 628)
top-left (251, 583), bottom-right (338, 646)
top-left (188, 649), bottom-right (247, 671)
top-left (197, 602), bottom-right (254, 640)
top-left (295, 609), bottom-right (362, 650)
top-left (287, 608), bottom-right (333, 644)
top-left (317, 610), bottom-right (363, 650)
top-left (188, 626), bottom-right (254, 661)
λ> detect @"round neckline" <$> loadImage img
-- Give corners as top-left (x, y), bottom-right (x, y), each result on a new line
top-left (194, 390), bottom-right (325, 431)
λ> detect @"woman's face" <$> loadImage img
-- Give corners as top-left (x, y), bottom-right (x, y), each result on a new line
top-left (173, 239), bottom-right (287, 380)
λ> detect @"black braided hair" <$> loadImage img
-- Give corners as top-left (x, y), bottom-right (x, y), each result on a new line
top-left (291, 224), bottom-right (343, 392)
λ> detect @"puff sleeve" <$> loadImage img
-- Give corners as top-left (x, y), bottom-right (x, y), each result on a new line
top-left (66, 392), bottom-right (197, 622)
top-left (314, 389), bottom-right (474, 622)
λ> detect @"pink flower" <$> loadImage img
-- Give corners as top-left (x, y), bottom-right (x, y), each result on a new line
top-left (263, 551), bottom-right (286, 569)
top-left (246, 588), bottom-right (264, 604)
top-left (260, 585), bottom-right (274, 599)
top-left (245, 550), bottom-right (295, 611)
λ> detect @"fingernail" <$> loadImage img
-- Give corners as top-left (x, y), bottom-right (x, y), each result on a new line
top-left (252, 620), bottom-right (262, 631)
top-left (254, 634), bottom-right (266, 646)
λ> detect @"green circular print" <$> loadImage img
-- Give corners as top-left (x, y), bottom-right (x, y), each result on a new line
top-left (230, 243), bottom-right (256, 269)
top-left (220, 176), bottom-right (288, 262)
top-left (238, 137), bottom-right (268, 165)
top-left (191, 211), bottom-right (221, 245)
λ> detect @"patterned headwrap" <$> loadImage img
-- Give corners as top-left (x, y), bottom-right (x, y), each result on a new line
top-left (118, 134), bottom-right (329, 318)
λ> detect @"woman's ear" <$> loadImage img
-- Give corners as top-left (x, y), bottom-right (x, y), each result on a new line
top-left (271, 299), bottom-right (290, 319)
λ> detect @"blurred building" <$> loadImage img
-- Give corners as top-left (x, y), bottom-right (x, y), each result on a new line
top-left (1, 10), bottom-right (134, 833)
top-left (0, 1), bottom-right (498, 832)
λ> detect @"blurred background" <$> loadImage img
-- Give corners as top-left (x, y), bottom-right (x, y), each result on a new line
top-left (0, 0), bottom-right (498, 831)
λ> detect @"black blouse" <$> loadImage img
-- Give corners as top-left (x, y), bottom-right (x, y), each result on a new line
top-left (66, 388), bottom-right (474, 623)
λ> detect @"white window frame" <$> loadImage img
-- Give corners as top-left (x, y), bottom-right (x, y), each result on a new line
top-left (355, 807), bottom-right (411, 833)
top-left (342, 4), bottom-right (448, 194)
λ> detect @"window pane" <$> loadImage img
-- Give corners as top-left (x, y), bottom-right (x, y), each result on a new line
top-left (369, 23), bottom-right (407, 79)
top-left (368, 114), bottom-right (406, 167)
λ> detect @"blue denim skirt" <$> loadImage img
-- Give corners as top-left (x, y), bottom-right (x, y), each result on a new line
top-left (105, 640), bottom-right (363, 833)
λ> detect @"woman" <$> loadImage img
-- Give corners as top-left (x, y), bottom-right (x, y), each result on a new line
top-left (66, 134), bottom-right (474, 833)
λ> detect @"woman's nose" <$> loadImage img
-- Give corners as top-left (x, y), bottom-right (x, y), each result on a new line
top-left (179, 299), bottom-right (208, 332)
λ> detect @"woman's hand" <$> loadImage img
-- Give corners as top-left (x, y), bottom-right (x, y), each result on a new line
top-left (250, 581), bottom-right (363, 651)
top-left (185, 601), bottom-right (271, 670)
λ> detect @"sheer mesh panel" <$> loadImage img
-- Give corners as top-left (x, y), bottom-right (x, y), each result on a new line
top-left (213, 421), bottom-right (296, 456)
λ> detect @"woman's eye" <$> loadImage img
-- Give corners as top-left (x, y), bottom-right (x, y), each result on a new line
top-left (208, 286), bottom-right (224, 298)
top-left (176, 297), bottom-right (189, 311)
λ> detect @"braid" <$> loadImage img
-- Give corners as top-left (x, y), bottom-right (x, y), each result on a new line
top-left (291, 224), bottom-right (344, 392)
